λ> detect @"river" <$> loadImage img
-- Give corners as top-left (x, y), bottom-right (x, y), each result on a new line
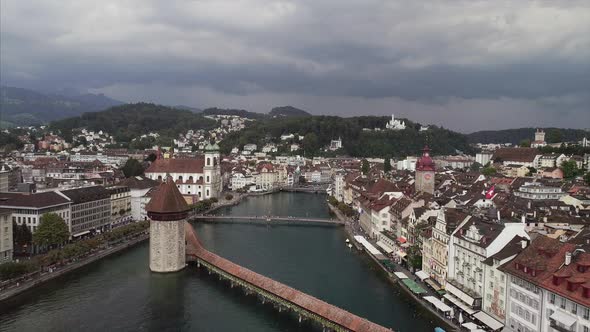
top-left (0, 192), bottom-right (440, 332)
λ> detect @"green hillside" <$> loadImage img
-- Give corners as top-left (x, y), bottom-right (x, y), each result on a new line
top-left (220, 116), bottom-right (474, 157)
top-left (50, 103), bottom-right (216, 143)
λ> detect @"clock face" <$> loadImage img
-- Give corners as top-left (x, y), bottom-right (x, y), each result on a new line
top-left (424, 173), bottom-right (432, 181)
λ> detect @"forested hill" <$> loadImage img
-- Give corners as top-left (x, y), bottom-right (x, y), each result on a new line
top-left (49, 103), bottom-right (473, 157)
top-left (50, 103), bottom-right (216, 143)
top-left (220, 116), bottom-right (474, 158)
top-left (467, 128), bottom-right (589, 145)
top-left (269, 106), bottom-right (311, 117)
top-left (201, 107), bottom-right (266, 119)
top-left (0, 86), bottom-right (122, 127)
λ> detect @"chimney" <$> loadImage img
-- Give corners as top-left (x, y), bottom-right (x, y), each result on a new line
top-left (521, 215), bottom-right (526, 224)
top-left (565, 252), bottom-right (572, 266)
top-left (528, 201), bottom-right (532, 209)
top-left (497, 210), bottom-right (501, 221)
top-left (521, 240), bottom-right (528, 249)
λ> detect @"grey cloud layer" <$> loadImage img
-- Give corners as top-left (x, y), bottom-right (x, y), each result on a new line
top-left (1, 0), bottom-right (589, 131)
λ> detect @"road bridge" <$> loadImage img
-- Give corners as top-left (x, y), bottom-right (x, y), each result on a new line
top-left (185, 222), bottom-right (392, 332)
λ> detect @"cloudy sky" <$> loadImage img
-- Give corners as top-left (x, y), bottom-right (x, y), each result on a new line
top-left (1, 1), bottom-right (589, 132)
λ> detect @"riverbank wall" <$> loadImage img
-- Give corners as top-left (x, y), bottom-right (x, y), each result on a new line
top-left (0, 234), bottom-right (149, 302)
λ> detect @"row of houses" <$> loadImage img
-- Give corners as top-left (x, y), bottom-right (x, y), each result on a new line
top-left (330, 147), bottom-right (590, 331)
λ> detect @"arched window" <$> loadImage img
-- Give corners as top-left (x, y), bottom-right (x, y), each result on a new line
top-left (213, 157), bottom-right (217, 166)
top-left (199, 176), bottom-right (203, 182)
top-left (178, 176), bottom-right (183, 182)
top-left (157, 175), bottom-right (162, 181)
top-left (207, 157), bottom-right (211, 166)
top-left (206, 176), bottom-right (210, 183)
top-left (189, 176), bottom-right (193, 182)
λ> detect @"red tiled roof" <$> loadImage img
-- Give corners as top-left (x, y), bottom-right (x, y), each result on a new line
top-left (145, 157), bottom-right (205, 174)
top-left (492, 148), bottom-right (539, 163)
top-left (145, 176), bottom-right (189, 216)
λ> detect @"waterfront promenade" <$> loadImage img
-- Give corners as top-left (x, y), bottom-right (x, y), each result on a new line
top-left (328, 204), bottom-right (458, 331)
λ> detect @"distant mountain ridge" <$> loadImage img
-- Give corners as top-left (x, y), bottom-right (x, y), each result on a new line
top-left (0, 86), bottom-right (123, 127)
top-left (467, 128), bottom-right (589, 145)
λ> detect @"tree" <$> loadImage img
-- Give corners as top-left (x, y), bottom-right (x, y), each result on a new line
top-left (33, 213), bottom-right (69, 248)
top-left (519, 139), bottom-right (531, 147)
top-left (560, 160), bottom-right (579, 179)
top-left (585, 172), bottom-right (590, 185)
top-left (482, 166), bottom-right (497, 176)
top-left (383, 157), bottom-right (392, 173)
top-left (328, 196), bottom-right (339, 206)
top-left (361, 159), bottom-right (369, 175)
top-left (13, 222), bottom-right (32, 247)
top-left (302, 132), bottom-right (319, 156)
top-left (546, 129), bottom-right (563, 143)
top-left (470, 162), bottom-right (483, 171)
top-left (121, 158), bottom-right (144, 177)
top-left (145, 153), bottom-right (157, 162)
top-left (75, 136), bottom-right (88, 146)
top-left (406, 245), bottom-right (422, 271)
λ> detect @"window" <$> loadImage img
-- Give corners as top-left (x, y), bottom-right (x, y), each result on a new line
top-left (572, 303), bottom-right (578, 315)
top-left (584, 308), bottom-right (590, 320)
top-left (550, 293), bottom-right (556, 304)
top-left (561, 297), bottom-right (566, 309)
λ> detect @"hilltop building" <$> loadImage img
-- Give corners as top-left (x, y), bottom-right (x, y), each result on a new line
top-left (531, 129), bottom-right (547, 148)
top-left (386, 114), bottom-right (406, 130)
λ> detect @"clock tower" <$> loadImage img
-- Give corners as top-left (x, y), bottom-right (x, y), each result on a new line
top-left (415, 146), bottom-right (435, 194)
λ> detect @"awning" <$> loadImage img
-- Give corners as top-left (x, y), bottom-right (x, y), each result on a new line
top-left (353, 235), bottom-right (383, 256)
top-left (376, 241), bottom-right (395, 254)
top-left (461, 322), bottom-right (479, 330)
top-left (396, 250), bottom-right (407, 258)
top-left (443, 293), bottom-right (476, 315)
top-left (415, 270), bottom-right (429, 281)
top-left (425, 279), bottom-right (442, 291)
top-left (550, 310), bottom-right (578, 327)
top-left (424, 296), bottom-right (452, 313)
top-left (398, 237), bottom-right (407, 243)
top-left (394, 272), bottom-right (409, 279)
top-left (445, 282), bottom-right (477, 307)
top-left (473, 311), bottom-right (504, 331)
top-left (73, 230), bottom-right (91, 237)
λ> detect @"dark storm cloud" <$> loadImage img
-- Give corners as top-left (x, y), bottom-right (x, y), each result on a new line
top-left (1, 0), bottom-right (589, 131)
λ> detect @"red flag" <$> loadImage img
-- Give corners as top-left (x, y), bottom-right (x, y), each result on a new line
top-left (485, 185), bottom-right (495, 199)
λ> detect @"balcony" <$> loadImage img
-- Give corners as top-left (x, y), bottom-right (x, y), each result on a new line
top-left (549, 319), bottom-right (574, 332)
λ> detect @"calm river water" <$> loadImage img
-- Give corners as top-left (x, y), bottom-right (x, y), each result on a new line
top-left (0, 192), bottom-right (440, 332)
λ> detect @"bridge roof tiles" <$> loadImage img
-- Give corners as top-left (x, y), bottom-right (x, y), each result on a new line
top-left (185, 223), bottom-right (392, 332)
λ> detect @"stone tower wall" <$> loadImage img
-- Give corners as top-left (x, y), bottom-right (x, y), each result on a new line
top-left (150, 219), bottom-right (186, 272)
